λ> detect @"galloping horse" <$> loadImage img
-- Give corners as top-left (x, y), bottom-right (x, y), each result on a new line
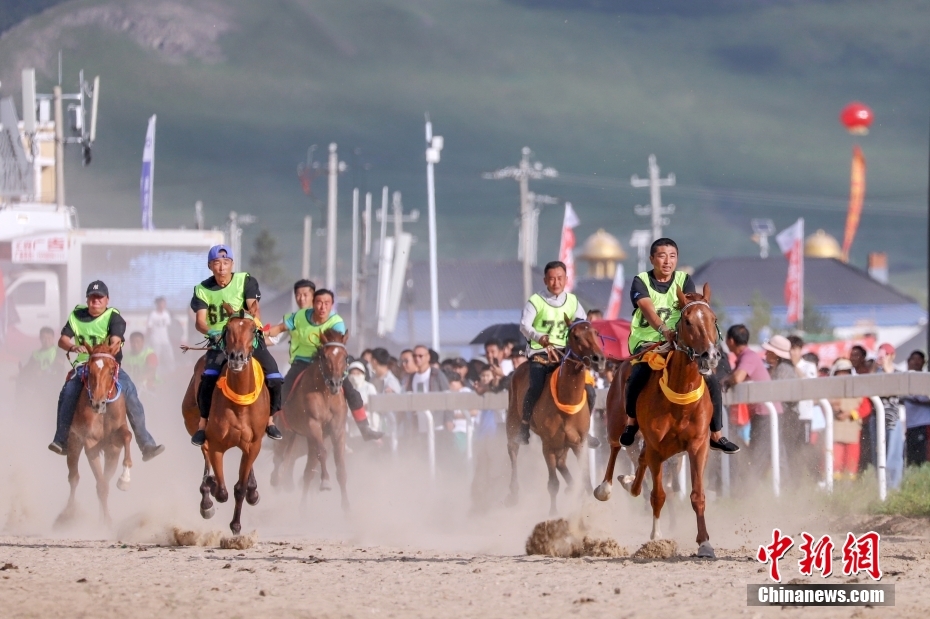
top-left (274, 328), bottom-right (351, 511)
top-left (59, 341), bottom-right (133, 526)
top-left (181, 304), bottom-right (269, 534)
top-left (505, 317), bottom-right (606, 514)
top-left (594, 284), bottom-right (719, 557)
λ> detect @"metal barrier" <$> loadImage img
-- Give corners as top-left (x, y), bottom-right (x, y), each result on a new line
top-left (367, 373), bottom-right (930, 499)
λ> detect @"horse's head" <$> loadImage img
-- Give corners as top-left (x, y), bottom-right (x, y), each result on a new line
top-left (85, 341), bottom-right (121, 413)
top-left (563, 316), bottom-right (606, 373)
top-left (223, 302), bottom-right (256, 372)
top-left (319, 328), bottom-right (349, 395)
top-left (675, 283), bottom-right (720, 376)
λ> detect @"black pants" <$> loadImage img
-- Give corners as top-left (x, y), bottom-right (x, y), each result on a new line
top-left (625, 361), bottom-right (724, 433)
top-left (282, 359), bottom-right (363, 412)
top-left (906, 425), bottom-right (929, 467)
top-left (521, 354), bottom-right (597, 423)
top-left (198, 344), bottom-right (284, 418)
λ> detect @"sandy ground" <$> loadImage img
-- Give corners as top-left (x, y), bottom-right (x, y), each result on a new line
top-left (2, 362), bottom-right (929, 618)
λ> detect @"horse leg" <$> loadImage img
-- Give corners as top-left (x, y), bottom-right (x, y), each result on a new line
top-left (271, 429), bottom-right (295, 490)
top-left (570, 442), bottom-right (592, 494)
top-left (621, 448), bottom-right (649, 497)
top-left (199, 459), bottom-right (216, 519)
top-left (556, 448), bottom-right (574, 493)
top-left (594, 444), bottom-right (621, 501)
top-left (504, 440), bottom-right (520, 507)
top-left (86, 449), bottom-right (111, 526)
top-left (301, 436), bottom-right (319, 508)
top-left (209, 448), bottom-right (229, 503)
top-left (312, 424), bottom-right (331, 492)
top-left (331, 421), bottom-right (350, 512)
top-left (545, 448), bottom-right (560, 516)
top-left (116, 427), bottom-right (133, 491)
top-left (645, 448), bottom-right (666, 540)
top-left (230, 445), bottom-right (259, 536)
top-left (246, 468), bottom-right (260, 506)
top-left (689, 443), bottom-right (714, 557)
top-left (57, 442), bottom-right (83, 525)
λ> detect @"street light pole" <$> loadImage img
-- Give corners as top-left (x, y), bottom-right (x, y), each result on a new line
top-left (425, 116), bottom-right (443, 354)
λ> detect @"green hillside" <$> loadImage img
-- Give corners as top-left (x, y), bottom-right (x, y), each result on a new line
top-left (0, 0), bottom-right (927, 291)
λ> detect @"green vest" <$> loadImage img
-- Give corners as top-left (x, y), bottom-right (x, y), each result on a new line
top-left (32, 346), bottom-right (58, 371)
top-left (67, 306), bottom-right (120, 364)
top-left (194, 272), bottom-right (249, 331)
top-left (628, 271), bottom-right (688, 352)
top-left (123, 347), bottom-right (154, 377)
top-left (289, 311), bottom-right (342, 362)
top-left (528, 292), bottom-right (579, 349)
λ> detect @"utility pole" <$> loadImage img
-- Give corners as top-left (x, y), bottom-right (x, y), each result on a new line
top-left (53, 86), bottom-right (64, 207)
top-left (326, 143), bottom-right (347, 290)
top-left (631, 154), bottom-right (676, 241)
top-left (425, 116), bottom-right (444, 354)
top-left (630, 230), bottom-right (652, 274)
top-left (226, 211), bottom-right (255, 265)
top-left (301, 215), bottom-right (312, 279)
top-left (375, 192), bottom-right (419, 336)
top-left (195, 200), bottom-right (205, 230)
top-left (351, 188), bottom-right (360, 353)
top-left (484, 147), bottom-right (558, 300)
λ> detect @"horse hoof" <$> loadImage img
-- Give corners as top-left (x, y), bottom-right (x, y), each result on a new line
top-left (504, 493), bottom-right (518, 508)
top-left (246, 491), bottom-right (260, 506)
top-left (230, 522), bottom-right (241, 535)
top-left (216, 489), bottom-right (229, 503)
top-left (618, 475), bottom-right (635, 492)
top-left (201, 505), bottom-right (216, 520)
top-left (593, 482), bottom-right (612, 502)
top-left (320, 480), bottom-right (332, 492)
top-left (116, 478), bottom-right (131, 492)
top-left (697, 541), bottom-right (716, 559)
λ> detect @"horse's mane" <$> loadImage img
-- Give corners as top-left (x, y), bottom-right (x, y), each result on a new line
top-left (319, 327), bottom-right (347, 342)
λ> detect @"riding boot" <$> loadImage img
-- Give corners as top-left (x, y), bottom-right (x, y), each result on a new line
top-left (265, 378), bottom-right (284, 440)
top-left (518, 358), bottom-right (549, 444)
top-left (192, 373), bottom-right (219, 446)
top-left (706, 375), bottom-right (739, 454)
top-left (118, 371), bottom-right (164, 461)
top-left (50, 371), bottom-right (83, 454)
top-left (621, 362), bottom-right (651, 447)
top-left (355, 416), bottom-right (384, 441)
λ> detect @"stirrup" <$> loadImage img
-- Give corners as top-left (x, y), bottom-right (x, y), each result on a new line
top-left (619, 423), bottom-right (639, 447)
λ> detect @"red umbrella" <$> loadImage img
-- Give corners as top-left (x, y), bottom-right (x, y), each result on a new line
top-left (590, 319), bottom-right (631, 361)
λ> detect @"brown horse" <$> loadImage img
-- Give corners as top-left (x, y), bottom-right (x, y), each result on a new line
top-left (593, 284), bottom-right (719, 557)
top-left (275, 328), bottom-right (350, 511)
top-left (59, 341), bottom-right (133, 526)
top-left (505, 317), bottom-right (606, 514)
top-left (180, 304), bottom-right (269, 534)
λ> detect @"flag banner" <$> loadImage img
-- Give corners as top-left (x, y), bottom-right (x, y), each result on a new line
top-left (605, 262), bottom-right (625, 320)
top-left (140, 115), bottom-right (156, 230)
top-left (776, 218), bottom-right (804, 325)
top-left (558, 202), bottom-right (580, 292)
top-left (841, 146), bottom-right (865, 262)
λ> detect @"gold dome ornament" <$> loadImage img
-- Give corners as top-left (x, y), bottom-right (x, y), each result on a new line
top-left (804, 230), bottom-right (843, 259)
top-left (579, 229), bottom-right (626, 279)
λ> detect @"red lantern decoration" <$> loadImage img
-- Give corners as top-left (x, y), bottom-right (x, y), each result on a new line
top-left (840, 102), bottom-right (874, 135)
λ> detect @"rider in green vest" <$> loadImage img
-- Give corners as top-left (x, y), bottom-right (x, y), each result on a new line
top-left (189, 245), bottom-right (284, 446)
top-left (619, 238), bottom-right (739, 454)
top-left (48, 280), bottom-right (165, 461)
top-left (515, 260), bottom-right (593, 445)
top-left (123, 332), bottom-right (158, 390)
top-left (266, 281), bottom-right (383, 441)
top-left (23, 326), bottom-right (65, 374)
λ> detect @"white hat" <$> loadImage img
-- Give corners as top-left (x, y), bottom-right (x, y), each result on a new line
top-left (762, 335), bottom-right (792, 360)
top-left (831, 358), bottom-right (854, 375)
top-left (347, 361), bottom-right (367, 375)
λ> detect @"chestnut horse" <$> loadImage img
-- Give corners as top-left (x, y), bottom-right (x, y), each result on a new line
top-left (274, 328), bottom-right (350, 510)
top-left (59, 341), bottom-right (133, 526)
top-left (505, 317), bottom-right (606, 514)
top-left (181, 304), bottom-right (269, 534)
top-left (593, 284), bottom-right (719, 558)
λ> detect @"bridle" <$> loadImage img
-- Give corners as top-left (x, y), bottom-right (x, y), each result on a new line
top-left (319, 340), bottom-right (348, 391)
top-left (560, 320), bottom-right (604, 371)
top-left (223, 312), bottom-right (259, 371)
top-left (674, 299), bottom-right (720, 362)
top-left (83, 352), bottom-right (122, 406)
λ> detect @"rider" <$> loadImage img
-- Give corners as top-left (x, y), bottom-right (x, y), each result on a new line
top-left (123, 332), bottom-right (158, 390)
top-left (47, 281), bottom-right (166, 461)
top-left (516, 260), bottom-right (592, 445)
top-left (266, 282), bottom-right (384, 441)
top-left (22, 326), bottom-right (67, 376)
top-left (619, 238), bottom-right (739, 454)
top-left (190, 245), bottom-right (284, 446)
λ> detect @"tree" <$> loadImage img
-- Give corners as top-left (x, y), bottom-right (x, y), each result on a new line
top-left (249, 229), bottom-right (286, 290)
top-left (748, 291), bottom-right (772, 344)
top-left (803, 297), bottom-right (833, 338)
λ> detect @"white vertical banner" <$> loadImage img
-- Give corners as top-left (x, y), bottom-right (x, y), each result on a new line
top-left (558, 202), bottom-right (580, 292)
top-left (775, 218), bottom-right (804, 326)
top-left (140, 115), bottom-right (156, 230)
top-left (605, 262), bottom-right (625, 320)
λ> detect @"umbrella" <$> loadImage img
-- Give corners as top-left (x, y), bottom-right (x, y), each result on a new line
top-left (590, 319), bottom-right (631, 361)
top-left (470, 323), bottom-right (527, 347)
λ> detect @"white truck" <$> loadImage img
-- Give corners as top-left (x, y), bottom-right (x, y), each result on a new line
top-left (1, 204), bottom-right (224, 352)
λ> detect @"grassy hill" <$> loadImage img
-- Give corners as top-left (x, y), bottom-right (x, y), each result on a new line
top-left (0, 0), bottom-right (927, 294)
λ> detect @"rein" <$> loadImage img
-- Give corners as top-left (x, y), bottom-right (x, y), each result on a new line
top-left (83, 352), bottom-right (122, 405)
top-left (673, 299), bottom-right (717, 362)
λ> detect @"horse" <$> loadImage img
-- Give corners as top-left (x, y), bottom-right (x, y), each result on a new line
top-left (593, 284), bottom-right (719, 558)
top-left (274, 328), bottom-right (350, 511)
top-left (180, 304), bottom-right (269, 534)
top-left (505, 317), bottom-right (606, 515)
top-left (58, 341), bottom-right (133, 526)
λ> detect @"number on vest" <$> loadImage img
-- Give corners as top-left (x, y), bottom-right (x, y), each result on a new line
top-left (638, 307), bottom-right (672, 329)
top-left (208, 303), bottom-right (231, 326)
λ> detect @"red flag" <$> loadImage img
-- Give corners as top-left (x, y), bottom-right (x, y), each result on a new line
top-left (842, 146), bottom-right (866, 262)
top-left (605, 262), bottom-right (625, 320)
top-left (776, 218), bottom-right (804, 326)
top-left (558, 203), bottom-right (580, 292)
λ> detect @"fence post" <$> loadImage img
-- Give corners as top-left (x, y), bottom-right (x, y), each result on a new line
top-left (721, 404), bottom-right (731, 498)
top-left (764, 402), bottom-right (780, 497)
top-left (869, 396), bottom-right (886, 502)
top-left (385, 411), bottom-right (399, 455)
top-left (424, 410), bottom-right (436, 480)
top-left (818, 399), bottom-right (834, 492)
top-left (466, 414), bottom-right (474, 462)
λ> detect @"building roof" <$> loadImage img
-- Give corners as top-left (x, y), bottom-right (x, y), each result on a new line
top-left (691, 256), bottom-right (917, 308)
top-left (407, 261), bottom-right (527, 312)
top-left (579, 229), bottom-right (626, 261)
top-left (805, 230), bottom-right (843, 259)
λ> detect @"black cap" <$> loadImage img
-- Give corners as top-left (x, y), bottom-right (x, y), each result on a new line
top-left (86, 280), bottom-right (109, 297)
